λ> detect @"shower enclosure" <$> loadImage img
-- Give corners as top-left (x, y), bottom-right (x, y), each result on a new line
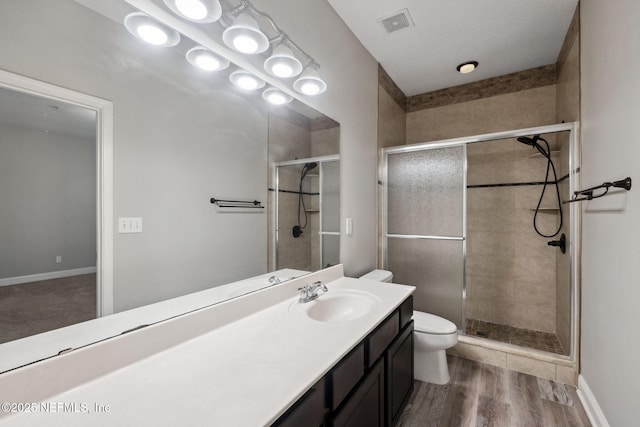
top-left (275, 156), bottom-right (340, 271)
top-left (381, 123), bottom-right (579, 358)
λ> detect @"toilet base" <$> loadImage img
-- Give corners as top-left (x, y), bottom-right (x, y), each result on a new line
top-left (414, 349), bottom-right (450, 385)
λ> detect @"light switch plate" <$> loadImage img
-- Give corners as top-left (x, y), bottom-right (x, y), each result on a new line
top-left (118, 217), bottom-right (143, 233)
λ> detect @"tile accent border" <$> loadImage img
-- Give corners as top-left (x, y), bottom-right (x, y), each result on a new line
top-left (406, 64), bottom-right (557, 112)
top-left (378, 64), bottom-right (407, 111)
top-left (577, 375), bottom-right (611, 427)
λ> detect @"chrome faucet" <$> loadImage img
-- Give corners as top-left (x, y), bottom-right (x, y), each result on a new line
top-left (298, 281), bottom-right (328, 303)
top-left (268, 276), bottom-right (282, 285)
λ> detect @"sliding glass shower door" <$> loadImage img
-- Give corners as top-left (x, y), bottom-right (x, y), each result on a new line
top-left (383, 145), bottom-right (466, 329)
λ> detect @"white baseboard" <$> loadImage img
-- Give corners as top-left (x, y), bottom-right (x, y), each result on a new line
top-left (0, 267), bottom-right (97, 287)
top-left (577, 375), bottom-right (610, 427)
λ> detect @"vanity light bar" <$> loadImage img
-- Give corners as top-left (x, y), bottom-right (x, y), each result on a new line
top-left (171, 0), bottom-right (327, 96)
top-left (124, 1), bottom-right (328, 104)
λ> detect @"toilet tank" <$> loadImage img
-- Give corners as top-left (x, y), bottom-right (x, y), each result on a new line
top-left (359, 269), bottom-right (393, 283)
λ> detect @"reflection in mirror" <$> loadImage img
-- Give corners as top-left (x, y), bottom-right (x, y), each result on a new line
top-left (274, 157), bottom-right (340, 271)
top-left (0, 87), bottom-right (97, 344)
top-left (0, 0), bottom-right (339, 372)
top-left (266, 108), bottom-right (340, 272)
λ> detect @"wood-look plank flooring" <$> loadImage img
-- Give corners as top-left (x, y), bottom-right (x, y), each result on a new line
top-left (398, 355), bottom-right (591, 427)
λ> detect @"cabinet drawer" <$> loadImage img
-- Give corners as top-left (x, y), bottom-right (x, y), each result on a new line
top-left (366, 311), bottom-right (399, 368)
top-left (273, 377), bottom-right (327, 427)
top-left (399, 296), bottom-right (413, 330)
top-left (331, 343), bottom-right (365, 409)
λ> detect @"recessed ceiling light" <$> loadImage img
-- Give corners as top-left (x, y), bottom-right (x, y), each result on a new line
top-left (456, 61), bottom-right (479, 74)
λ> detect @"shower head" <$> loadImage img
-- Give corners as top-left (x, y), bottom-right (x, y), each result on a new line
top-left (517, 135), bottom-right (540, 146)
top-left (517, 134), bottom-right (551, 159)
top-left (300, 162), bottom-right (318, 180)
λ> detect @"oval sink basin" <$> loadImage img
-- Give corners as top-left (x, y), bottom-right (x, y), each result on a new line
top-left (292, 289), bottom-right (382, 322)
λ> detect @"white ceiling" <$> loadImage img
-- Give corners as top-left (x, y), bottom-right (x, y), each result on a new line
top-left (327, 0), bottom-right (578, 96)
top-left (0, 86), bottom-right (96, 140)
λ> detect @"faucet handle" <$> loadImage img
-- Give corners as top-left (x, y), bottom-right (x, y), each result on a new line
top-left (313, 281), bottom-right (328, 292)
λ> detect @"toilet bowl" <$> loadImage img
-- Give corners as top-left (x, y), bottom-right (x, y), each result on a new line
top-left (359, 269), bottom-right (458, 385)
top-left (412, 310), bottom-right (458, 384)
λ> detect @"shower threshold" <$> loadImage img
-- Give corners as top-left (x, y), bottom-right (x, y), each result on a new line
top-left (465, 318), bottom-right (565, 355)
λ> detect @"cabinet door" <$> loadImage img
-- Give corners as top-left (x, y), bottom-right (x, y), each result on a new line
top-left (273, 377), bottom-right (327, 427)
top-left (332, 359), bottom-right (385, 427)
top-left (386, 321), bottom-right (414, 427)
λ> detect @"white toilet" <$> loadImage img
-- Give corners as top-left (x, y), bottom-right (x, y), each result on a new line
top-left (359, 269), bottom-right (458, 385)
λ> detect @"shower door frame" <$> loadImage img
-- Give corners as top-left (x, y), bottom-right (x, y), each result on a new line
top-left (381, 122), bottom-right (580, 361)
top-left (274, 154), bottom-right (340, 271)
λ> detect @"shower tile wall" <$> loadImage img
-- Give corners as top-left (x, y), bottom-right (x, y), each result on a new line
top-left (406, 85), bottom-right (557, 144)
top-left (466, 138), bottom-right (561, 333)
top-left (403, 74), bottom-right (564, 338)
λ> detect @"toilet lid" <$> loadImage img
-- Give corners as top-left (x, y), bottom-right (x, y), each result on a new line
top-left (360, 269), bottom-right (393, 282)
top-left (412, 311), bottom-right (457, 335)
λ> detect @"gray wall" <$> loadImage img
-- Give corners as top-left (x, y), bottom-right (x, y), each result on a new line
top-left (581, 0), bottom-right (640, 425)
top-left (252, 0), bottom-right (379, 278)
top-left (0, 0), bottom-right (380, 312)
top-left (0, 0), bottom-right (268, 311)
top-left (0, 123), bottom-right (96, 278)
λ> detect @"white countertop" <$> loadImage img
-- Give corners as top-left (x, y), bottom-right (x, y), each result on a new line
top-left (0, 270), bottom-right (414, 426)
top-left (0, 269), bottom-right (308, 375)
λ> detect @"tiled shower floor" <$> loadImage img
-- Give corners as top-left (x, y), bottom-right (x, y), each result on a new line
top-left (465, 318), bottom-right (565, 355)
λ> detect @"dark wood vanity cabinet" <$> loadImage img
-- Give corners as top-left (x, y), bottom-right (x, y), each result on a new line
top-left (273, 377), bottom-right (328, 427)
top-left (272, 295), bottom-right (414, 427)
top-left (332, 358), bottom-right (385, 427)
top-left (385, 320), bottom-right (414, 426)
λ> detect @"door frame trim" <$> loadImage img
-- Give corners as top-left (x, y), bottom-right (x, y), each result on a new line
top-left (0, 69), bottom-right (114, 316)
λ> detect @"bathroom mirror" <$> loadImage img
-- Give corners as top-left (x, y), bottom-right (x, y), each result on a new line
top-left (0, 0), bottom-right (339, 372)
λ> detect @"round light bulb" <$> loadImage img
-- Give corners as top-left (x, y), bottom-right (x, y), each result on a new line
top-left (136, 24), bottom-right (168, 46)
top-left (195, 54), bottom-right (220, 71)
top-left (301, 82), bottom-right (321, 95)
top-left (267, 93), bottom-right (287, 105)
top-left (175, 0), bottom-right (207, 20)
top-left (233, 35), bottom-right (259, 54)
top-left (456, 61), bottom-right (479, 74)
top-left (237, 76), bottom-right (259, 90)
top-left (262, 88), bottom-right (293, 105)
top-left (459, 63), bottom-right (475, 73)
top-left (271, 62), bottom-right (294, 78)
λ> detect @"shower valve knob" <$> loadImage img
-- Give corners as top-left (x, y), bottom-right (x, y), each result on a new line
top-left (547, 233), bottom-right (566, 254)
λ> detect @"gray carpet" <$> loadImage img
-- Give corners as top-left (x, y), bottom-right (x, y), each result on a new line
top-left (0, 274), bottom-right (96, 344)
